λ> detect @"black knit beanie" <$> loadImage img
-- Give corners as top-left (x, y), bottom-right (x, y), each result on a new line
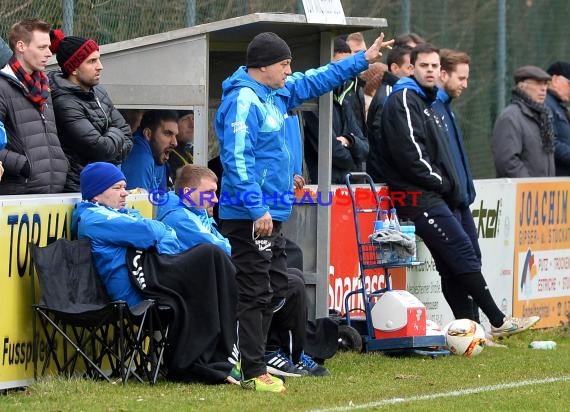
top-left (246, 32), bottom-right (292, 68)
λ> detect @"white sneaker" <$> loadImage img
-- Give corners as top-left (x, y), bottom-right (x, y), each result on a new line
top-left (491, 316), bottom-right (540, 337)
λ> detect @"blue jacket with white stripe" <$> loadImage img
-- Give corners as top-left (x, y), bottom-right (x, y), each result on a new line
top-left (215, 52), bottom-right (370, 221)
top-left (377, 76), bottom-right (462, 219)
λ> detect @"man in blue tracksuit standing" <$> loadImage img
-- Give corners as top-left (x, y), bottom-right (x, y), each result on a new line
top-left (215, 31), bottom-right (393, 392)
top-left (432, 49), bottom-right (480, 323)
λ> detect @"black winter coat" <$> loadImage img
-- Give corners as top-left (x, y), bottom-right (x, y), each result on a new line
top-left (378, 77), bottom-right (462, 219)
top-left (48, 71), bottom-right (132, 192)
top-left (0, 68), bottom-right (68, 194)
top-left (366, 71), bottom-right (399, 182)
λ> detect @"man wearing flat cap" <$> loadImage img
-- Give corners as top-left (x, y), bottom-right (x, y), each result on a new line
top-left (545, 61), bottom-right (570, 176)
top-left (492, 65), bottom-right (555, 177)
top-left (48, 29), bottom-right (132, 192)
top-left (215, 31), bottom-right (393, 393)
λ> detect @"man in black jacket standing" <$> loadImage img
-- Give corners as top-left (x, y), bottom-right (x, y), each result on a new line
top-left (48, 29), bottom-right (132, 192)
top-left (378, 43), bottom-right (539, 337)
top-left (366, 45), bottom-right (412, 182)
top-left (0, 19), bottom-right (68, 194)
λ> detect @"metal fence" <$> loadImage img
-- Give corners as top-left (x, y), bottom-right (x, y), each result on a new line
top-left (1, 0), bottom-right (569, 178)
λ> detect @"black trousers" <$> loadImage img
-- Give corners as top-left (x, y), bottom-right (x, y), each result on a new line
top-left (414, 204), bottom-right (504, 325)
top-left (267, 268), bottom-right (307, 363)
top-left (220, 219), bottom-right (288, 380)
top-left (452, 206), bottom-right (481, 322)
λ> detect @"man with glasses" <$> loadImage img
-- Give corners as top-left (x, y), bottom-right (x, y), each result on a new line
top-left (492, 66), bottom-right (555, 177)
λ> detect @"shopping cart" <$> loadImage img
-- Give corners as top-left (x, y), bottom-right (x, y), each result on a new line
top-left (340, 172), bottom-right (448, 355)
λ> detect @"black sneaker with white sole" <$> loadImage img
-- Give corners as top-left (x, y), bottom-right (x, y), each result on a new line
top-left (264, 350), bottom-right (308, 377)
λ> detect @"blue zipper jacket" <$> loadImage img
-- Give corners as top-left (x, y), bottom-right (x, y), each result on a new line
top-left (215, 52), bottom-right (370, 221)
top-left (433, 88), bottom-right (476, 208)
top-left (156, 192), bottom-right (232, 256)
top-left (122, 130), bottom-right (167, 191)
top-left (72, 201), bottom-right (181, 307)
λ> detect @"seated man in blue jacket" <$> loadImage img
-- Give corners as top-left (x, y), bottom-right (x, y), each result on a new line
top-left (73, 161), bottom-right (237, 384)
top-left (156, 164), bottom-right (329, 380)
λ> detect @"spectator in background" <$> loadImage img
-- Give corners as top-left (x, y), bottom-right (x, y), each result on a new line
top-left (0, 35), bottom-right (9, 181)
top-left (344, 32), bottom-right (367, 131)
top-left (167, 110), bottom-right (194, 182)
top-left (303, 37), bottom-right (369, 184)
top-left (119, 109), bottom-right (144, 134)
top-left (492, 66), bottom-right (555, 177)
top-left (0, 36), bottom-right (11, 68)
top-left (121, 110), bottom-right (178, 191)
top-left (360, 62), bottom-right (386, 118)
top-left (394, 32), bottom-right (425, 48)
top-left (545, 61), bottom-right (570, 176)
top-left (345, 32), bottom-right (367, 54)
top-left (0, 19), bottom-right (67, 194)
top-left (378, 43), bottom-right (540, 337)
top-left (366, 45), bottom-right (413, 182)
top-left (216, 31), bottom-right (392, 393)
top-left (48, 30), bottom-right (132, 192)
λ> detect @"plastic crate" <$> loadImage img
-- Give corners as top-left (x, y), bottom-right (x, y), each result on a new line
top-left (360, 242), bottom-right (408, 266)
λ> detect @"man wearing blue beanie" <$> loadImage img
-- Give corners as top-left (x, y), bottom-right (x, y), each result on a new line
top-left (73, 162), bottom-right (239, 384)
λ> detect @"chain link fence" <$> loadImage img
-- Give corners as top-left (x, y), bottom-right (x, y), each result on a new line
top-left (1, 0), bottom-right (569, 177)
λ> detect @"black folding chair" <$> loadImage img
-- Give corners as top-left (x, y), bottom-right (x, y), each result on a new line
top-left (31, 238), bottom-right (169, 384)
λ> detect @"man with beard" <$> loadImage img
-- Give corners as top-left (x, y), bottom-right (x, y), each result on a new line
top-left (48, 29), bottom-right (132, 192)
top-left (122, 110), bottom-right (178, 191)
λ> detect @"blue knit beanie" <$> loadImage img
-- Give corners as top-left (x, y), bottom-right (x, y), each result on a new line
top-left (80, 162), bottom-right (126, 200)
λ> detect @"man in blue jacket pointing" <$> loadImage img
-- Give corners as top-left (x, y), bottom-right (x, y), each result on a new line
top-left (215, 31), bottom-right (393, 393)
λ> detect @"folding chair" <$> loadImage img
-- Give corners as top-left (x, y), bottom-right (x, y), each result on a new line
top-left (31, 238), bottom-right (169, 384)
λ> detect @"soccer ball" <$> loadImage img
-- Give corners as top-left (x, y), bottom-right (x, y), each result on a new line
top-left (444, 319), bottom-right (486, 357)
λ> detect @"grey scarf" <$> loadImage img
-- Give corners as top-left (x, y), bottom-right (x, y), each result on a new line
top-left (511, 87), bottom-right (555, 153)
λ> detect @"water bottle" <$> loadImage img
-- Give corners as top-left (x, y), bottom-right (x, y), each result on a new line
top-left (389, 207), bottom-right (400, 231)
top-left (373, 220), bottom-right (382, 232)
top-left (381, 210), bottom-right (390, 230)
top-left (0, 120), bottom-right (6, 150)
top-left (529, 340), bottom-right (556, 350)
top-left (400, 221), bottom-right (416, 262)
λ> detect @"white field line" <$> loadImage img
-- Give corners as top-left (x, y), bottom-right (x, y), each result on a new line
top-left (310, 375), bottom-right (570, 412)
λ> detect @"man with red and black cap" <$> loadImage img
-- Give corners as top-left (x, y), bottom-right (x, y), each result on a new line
top-left (48, 29), bottom-right (132, 192)
top-left (215, 31), bottom-right (393, 393)
top-left (0, 19), bottom-right (67, 194)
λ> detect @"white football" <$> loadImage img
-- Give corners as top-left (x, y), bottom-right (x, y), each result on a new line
top-left (444, 319), bottom-right (486, 357)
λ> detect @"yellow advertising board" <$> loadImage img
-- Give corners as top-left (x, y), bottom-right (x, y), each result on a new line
top-left (0, 194), bottom-right (152, 389)
top-left (513, 181), bottom-right (570, 327)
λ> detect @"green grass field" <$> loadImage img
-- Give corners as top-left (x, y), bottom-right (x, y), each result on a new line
top-left (2, 327), bottom-right (569, 411)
